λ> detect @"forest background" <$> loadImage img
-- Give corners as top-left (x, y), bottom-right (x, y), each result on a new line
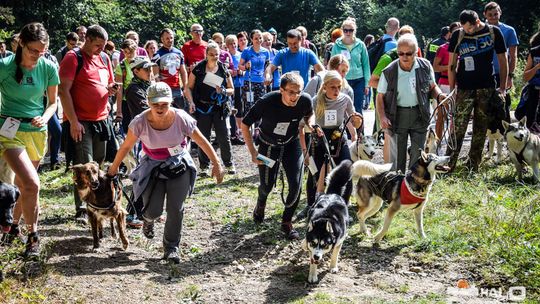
top-left (1, 0), bottom-right (539, 56)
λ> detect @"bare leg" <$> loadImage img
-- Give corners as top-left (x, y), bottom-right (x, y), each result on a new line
top-left (3, 149), bottom-right (40, 233)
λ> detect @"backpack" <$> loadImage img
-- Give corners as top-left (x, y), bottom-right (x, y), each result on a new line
top-left (368, 37), bottom-right (393, 73)
top-left (449, 25), bottom-right (495, 68)
top-left (73, 48), bottom-right (110, 76)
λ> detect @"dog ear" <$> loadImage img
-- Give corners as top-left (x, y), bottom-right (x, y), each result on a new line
top-left (307, 221), bottom-right (313, 232)
top-left (326, 221), bottom-right (333, 234)
top-left (519, 116), bottom-right (527, 127)
top-left (502, 120), bottom-right (510, 131)
top-left (12, 185), bottom-right (20, 202)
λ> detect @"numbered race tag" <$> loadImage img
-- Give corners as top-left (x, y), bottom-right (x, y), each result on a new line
top-left (256, 154), bottom-right (276, 168)
top-left (308, 156), bottom-right (318, 175)
top-left (341, 50), bottom-right (351, 60)
top-left (0, 117), bottom-right (21, 139)
top-left (246, 91), bottom-right (254, 103)
top-left (167, 144), bottom-right (183, 156)
top-left (273, 122), bottom-right (290, 136)
top-left (464, 57), bottom-right (475, 71)
top-left (98, 69), bottom-right (109, 86)
top-left (409, 77), bottom-right (416, 94)
top-left (324, 109), bottom-right (338, 126)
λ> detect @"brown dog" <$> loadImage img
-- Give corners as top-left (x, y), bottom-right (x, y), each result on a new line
top-left (71, 162), bottom-right (129, 251)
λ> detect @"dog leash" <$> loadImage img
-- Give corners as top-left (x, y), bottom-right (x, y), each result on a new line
top-left (429, 89), bottom-right (457, 152)
top-left (85, 176), bottom-right (120, 211)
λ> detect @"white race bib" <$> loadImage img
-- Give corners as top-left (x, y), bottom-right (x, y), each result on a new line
top-left (464, 57), bottom-right (475, 72)
top-left (167, 144), bottom-right (183, 156)
top-left (0, 117), bottom-right (21, 139)
top-left (324, 109), bottom-right (338, 126)
top-left (341, 50), bottom-right (351, 60)
top-left (98, 69), bottom-right (109, 86)
top-left (273, 122), bottom-right (290, 136)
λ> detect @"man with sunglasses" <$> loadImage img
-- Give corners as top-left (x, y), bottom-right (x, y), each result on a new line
top-left (376, 34), bottom-right (446, 173)
top-left (182, 24), bottom-right (208, 73)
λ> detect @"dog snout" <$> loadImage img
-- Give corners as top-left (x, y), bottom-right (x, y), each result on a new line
top-left (91, 181), bottom-right (100, 189)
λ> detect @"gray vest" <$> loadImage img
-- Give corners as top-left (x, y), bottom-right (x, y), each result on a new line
top-left (382, 57), bottom-right (433, 126)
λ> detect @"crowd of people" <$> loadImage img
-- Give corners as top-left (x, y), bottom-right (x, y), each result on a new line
top-left (0, 1), bottom-right (539, 264)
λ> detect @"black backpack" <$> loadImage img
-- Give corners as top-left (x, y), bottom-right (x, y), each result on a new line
top-left (368, 37), bottom-right (393, 73)
top-left (72, 48), bottom-right (110, 76)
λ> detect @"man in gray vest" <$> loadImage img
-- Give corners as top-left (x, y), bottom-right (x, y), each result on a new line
top-left (376, 34), bottom-right (446, 172)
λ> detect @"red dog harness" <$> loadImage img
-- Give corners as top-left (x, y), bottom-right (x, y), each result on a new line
top-left (400, 179), bottom-right (426, 205)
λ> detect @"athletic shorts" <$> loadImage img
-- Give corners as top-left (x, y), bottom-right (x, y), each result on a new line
top-left (0, 130), bottom-right (47, 161)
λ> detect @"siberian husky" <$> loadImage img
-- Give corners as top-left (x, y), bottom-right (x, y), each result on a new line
top-left (352, 151), bottom-right (450, 244)
top-left (302, 160), bottom-right (352, 283)
top-left (502, 117), bottom-right (540, 182)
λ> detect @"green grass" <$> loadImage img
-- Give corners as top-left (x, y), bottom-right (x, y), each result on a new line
top-left (2, 159), bottom-right (540, 301)
top-left (359, 161), bottom-right (540, 297)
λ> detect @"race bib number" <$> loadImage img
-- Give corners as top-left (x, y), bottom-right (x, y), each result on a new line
top-left (324, 110), bottom-right (338, 126)
top-left (341, 50), bottom-right (351, 60)
top-left (167, 144), bottom-right (183, 156)
top-left (464, 57), bottom-right (475, 72)
top-left (98, 69), bottom-right (109, 86)
top-left (0, 117), bottom-right (21, 139)
top-left (409, 77), bottom-right (416, 94)
top-left (273, 122), bottom-right (290, 136)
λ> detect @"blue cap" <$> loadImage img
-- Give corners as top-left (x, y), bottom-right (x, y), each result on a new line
top-left (268, 27), bottom-right (277, 35)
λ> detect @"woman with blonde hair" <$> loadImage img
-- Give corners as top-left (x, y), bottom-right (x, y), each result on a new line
top-left (297, 70), bottom-right (362, 219)
top-left (331, 17), bottom-right (370, 117)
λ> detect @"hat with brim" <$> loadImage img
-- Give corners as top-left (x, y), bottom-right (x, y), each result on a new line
top-left (147, 82), bottom-right (173, 103)
top-left (130, 56), bottom-right (157, 70)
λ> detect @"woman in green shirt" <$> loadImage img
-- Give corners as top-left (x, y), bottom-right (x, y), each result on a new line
top-left (0, 23), bottom-right (59, 258)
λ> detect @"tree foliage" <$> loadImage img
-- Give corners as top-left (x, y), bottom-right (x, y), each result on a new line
top-left (1, 0), bottom-right (538, 52)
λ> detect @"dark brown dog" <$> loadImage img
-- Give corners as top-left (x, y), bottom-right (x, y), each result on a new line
top-left (71, 162), bottom-right (128, 251)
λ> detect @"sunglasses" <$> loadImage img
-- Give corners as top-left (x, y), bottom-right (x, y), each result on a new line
top-left (192, 30), bottom-right (203, 34)
top-left (343, 29), bottom-right (354, 33)
top-left (398, 51), bottom-right (414, 57)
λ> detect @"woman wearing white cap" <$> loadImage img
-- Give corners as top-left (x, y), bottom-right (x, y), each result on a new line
top-left (108, 81), bottom-right (224, 264)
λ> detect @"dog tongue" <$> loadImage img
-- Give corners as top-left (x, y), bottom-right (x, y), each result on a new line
top-left (1, 225), bottom-right (10, 233)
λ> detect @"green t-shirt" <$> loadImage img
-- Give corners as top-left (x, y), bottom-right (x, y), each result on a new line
top-left (0, 55), bottom-right (60, 131)
top-left (114, 59), bottom-right (134, 96)
top-left (372, 48), bottom-right (398, 77)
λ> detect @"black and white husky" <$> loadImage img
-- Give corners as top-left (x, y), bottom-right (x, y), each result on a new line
top-left (349, 135), bottom-right (379, 161)
top-left (503, 117), bottom-right (540, 182)
top-left (302, 160), bottom-right (352, 283)
top-left (352, 151), bottom-right (450, 244)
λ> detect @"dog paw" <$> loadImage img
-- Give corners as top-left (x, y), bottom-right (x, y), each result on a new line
top-left (330, 267), bottom-right (339, 273)
top-left (122, 242), bottom-right (129, 251)
top-left (92, 246), bottom-right (103, 253)
top-left (307, 276), bottom-right (318, 284)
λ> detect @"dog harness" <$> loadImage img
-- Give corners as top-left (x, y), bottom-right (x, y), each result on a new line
top-left (400, 179), bottom-right (426, 205)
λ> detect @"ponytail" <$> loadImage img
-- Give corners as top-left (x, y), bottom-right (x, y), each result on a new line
top-left (14, 46), bottom-right (23, 84)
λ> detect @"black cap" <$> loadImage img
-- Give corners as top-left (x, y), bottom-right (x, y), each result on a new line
top-left (440, 26), bottom-right (450, 37)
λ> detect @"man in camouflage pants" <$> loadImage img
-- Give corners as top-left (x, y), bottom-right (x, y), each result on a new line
top-left (446, 10), bottom-right (508, 171)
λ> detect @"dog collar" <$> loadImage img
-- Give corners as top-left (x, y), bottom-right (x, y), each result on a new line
top-left (400, 179), bottom-right (425, 205)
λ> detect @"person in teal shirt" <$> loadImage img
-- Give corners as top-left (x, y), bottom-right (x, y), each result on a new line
top-left (0, 22), bottom-right (59, 258)
top-left (331, 17), bottom-right (371, 116)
